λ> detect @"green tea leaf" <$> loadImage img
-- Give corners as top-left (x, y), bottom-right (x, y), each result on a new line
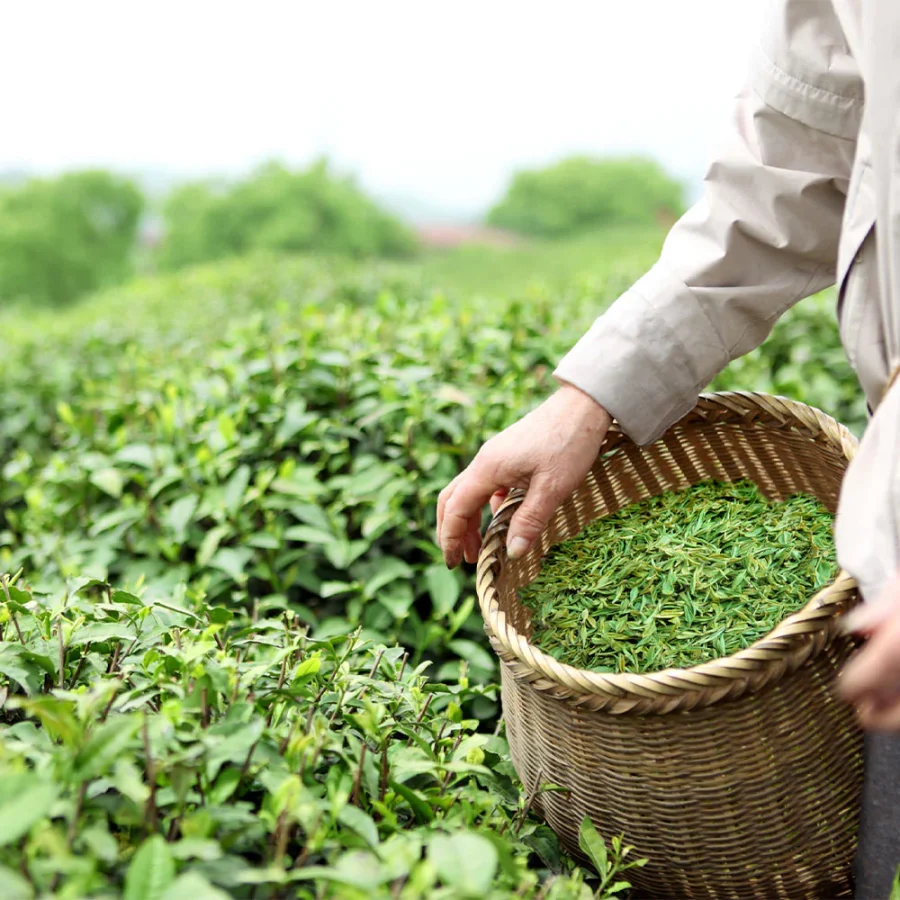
top-left (889, 865), bottom-right (900, 900)
top-left (74, 715), bottom-right (141, 779)
top-left (208, 547), bottom-right (253, 583)
top-left (364, 558), bottom-right (413, 598)
top-left (197, 524), bottom-right (231, 568)
top-left (166, 495), bottom-right (198, 540)
top-left (0, 863), bottom-right (33, 900)
top-left (579, 817), bottom-right (608, 874)
top-left (160, 872), bottom-right (231, 900)
top-left (0, 644), bottom-right (45, 696)
top-left (115, 444), bottom-right (156, 469)
top-left (90, 467), bottom-right (125, 499)
top-left (337, 805), bottom-right (380, 849)
top-left (224, 465), bottom-right (251, 516)
top-left (17, 696), bottom-right (81, 743)
top-left (293, 654), bottom-right (322, 680)
top-left (124, 835), bottom-right (176, 900)
top-left (519, 481), bottom-right (836, 672)
top-left (67, 622), bottom-right (135, 647)
top-left (429, 832), bottom-right (498, 896)
top-left (425, 563), bottom-right (460, 617)
top-left (388, 779), bottom-right (434, 824)
top-left (284, 525), bottom-right (335, 545)
top-left (0, 774), bottom-right (58, 847)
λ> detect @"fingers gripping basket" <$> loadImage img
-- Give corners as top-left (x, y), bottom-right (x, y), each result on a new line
top-left (476, 392), bottom-right (864, 900)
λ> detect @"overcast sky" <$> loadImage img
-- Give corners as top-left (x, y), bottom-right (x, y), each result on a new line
top-left (1, 1), bottom-right (767, 220)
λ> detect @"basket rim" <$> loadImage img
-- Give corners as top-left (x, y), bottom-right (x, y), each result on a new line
top-left (475, 390), bottom-right (862, 714)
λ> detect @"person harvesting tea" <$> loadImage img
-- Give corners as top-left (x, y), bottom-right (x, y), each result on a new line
top-left (437, 2), bottom-right (900, 895)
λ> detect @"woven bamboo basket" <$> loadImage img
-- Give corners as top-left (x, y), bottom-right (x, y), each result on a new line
top-left (476, 392), bottom-right (864, 900)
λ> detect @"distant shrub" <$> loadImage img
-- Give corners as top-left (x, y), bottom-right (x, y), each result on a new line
top-left (157, 160), bottom-right (416, 269)
top-left (487, 156), bottom-right (684, 238)
top-left (0, 170), bottom-right (144, 306)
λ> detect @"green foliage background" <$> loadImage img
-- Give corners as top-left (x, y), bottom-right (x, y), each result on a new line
top-left (0, 171), bottom-right (144, 307)
top-left (0, 155), bottom-right (688, 308)
top-left (0, 161), bottom-right (416, 308)
top-left (157, 161), bottom-right (416, 270)
top-left (488, 157), bottom-right (685, 237)
top-left (0, 225), bottom-right (864, 898)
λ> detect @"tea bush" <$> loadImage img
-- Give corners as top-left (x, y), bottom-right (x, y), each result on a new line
top-left (0, 260), bottom-right (865, 665)
top-left (0, 243), bottom-right (863, 897)
top-left (0, 257), bottom-right (599, 685)
top-left (0, 574), bottom-right (645, 898)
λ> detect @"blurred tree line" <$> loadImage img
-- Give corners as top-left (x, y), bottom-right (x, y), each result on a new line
top-left (0, 171), bottom-right (144, 307)
top-left (0, 156), bottom-right (682, 307)
top-left (157, 160), bottom-right (416, 269)
top-left (488, 156), bottom-right (684, 237)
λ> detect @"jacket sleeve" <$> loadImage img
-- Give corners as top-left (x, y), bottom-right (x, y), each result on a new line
top-left (553, 0), bottom-right (862, 446)
top-left (833, 1), bottom-right (900, 607)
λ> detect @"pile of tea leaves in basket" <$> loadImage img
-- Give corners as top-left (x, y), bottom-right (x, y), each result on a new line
top-left (518, 479), bottom-right (837, 673)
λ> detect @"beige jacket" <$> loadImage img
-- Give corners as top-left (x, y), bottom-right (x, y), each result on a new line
top-left (554, 0), bottom-right (900, 604)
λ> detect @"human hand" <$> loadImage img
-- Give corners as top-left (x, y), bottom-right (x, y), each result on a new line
top-left (839, 573), bottom-right (900, 730)
top-left (436, 383), bottom-right (612, 568)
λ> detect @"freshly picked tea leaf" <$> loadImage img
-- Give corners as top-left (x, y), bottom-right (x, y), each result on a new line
top-left (518, 480), bottom-right (836, 673)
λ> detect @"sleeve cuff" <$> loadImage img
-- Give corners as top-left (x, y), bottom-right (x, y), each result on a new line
top-left (553, 269), bottom-right (717, 446)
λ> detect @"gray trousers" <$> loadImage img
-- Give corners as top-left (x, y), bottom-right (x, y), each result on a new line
top-left (854, 733), bottom-right (900, 899)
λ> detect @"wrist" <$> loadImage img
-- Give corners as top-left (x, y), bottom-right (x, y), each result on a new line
top-left (554, 381), bottom-right (612, 430)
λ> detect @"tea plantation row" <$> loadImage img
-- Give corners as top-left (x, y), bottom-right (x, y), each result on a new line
top-left (0, 252), bottom-right (862, 898)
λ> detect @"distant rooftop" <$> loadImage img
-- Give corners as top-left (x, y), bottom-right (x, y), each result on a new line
top-left (413, 224), bottom-right (520, 250)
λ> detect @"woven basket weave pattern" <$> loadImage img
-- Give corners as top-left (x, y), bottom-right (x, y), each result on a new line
top-left (476, 393), bottom-right (864, 900)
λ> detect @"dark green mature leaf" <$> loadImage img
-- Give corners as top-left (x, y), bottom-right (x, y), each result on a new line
top-left (388, 779), bottom-right (434, 824)
top-left (377, 582), bottom-right (414, 618)
top-left (204, 718), bottom-right (265, 781)
top-left (207, 607), bottom-right (233, 626)
top-left (522, 826), bottom-right (565, 872)
top-left (80, 824), bottom-right (120, 863)
top-left (275, 401), bottom-right (316, 447)
top-left (324, 540), bottom-right (369, 569)
top-left (116, 444), bottom-right (156, 468)
top-left (2, 585), bottom-right (34, 609)
top-left (448, 639), bottom-right (496, 674)
top-left (74, 715), bottom-right (141, 779)
top-left (579, 818), bottom-right (608, 874)
top-left (16, 696), bottom-right (81, 744)
top-left (0, 644), bottom-right (45, 696)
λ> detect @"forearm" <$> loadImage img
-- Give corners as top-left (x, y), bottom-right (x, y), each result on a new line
top-left (556, 85), bottom-right (854, 445)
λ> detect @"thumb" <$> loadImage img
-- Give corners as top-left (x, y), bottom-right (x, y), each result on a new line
top-left (506, 474), bottom-right (563, 560)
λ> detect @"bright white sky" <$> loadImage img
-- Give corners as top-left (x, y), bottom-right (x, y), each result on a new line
top-left (1, 1), bottom-right (767, 220)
